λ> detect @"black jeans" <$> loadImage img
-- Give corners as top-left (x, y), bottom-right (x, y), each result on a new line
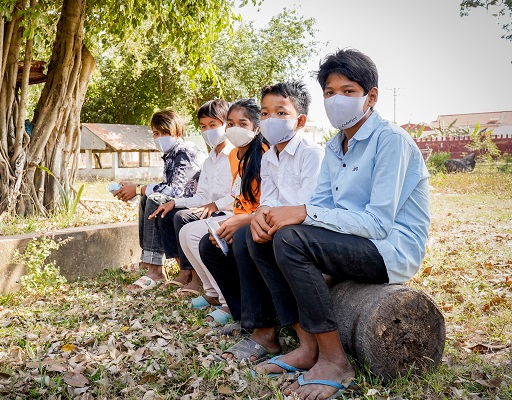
top-left (139, 196), bottom-right (202, 269)
top-left (199, 224), bottom-right (276, 327)
top-left (263, 225), bottom-right (388, 334)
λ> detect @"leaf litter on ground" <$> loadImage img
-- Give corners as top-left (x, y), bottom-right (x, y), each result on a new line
top-left (1, 169), bottom-right (512, 398)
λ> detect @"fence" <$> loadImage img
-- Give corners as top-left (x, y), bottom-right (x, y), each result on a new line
top-left (414, 134), bottom-right (512, 159)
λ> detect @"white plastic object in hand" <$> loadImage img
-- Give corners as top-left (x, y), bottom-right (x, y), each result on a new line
top-left (205, 218), bottom-right (229, 255)
top-left (108, 182), bottom-right (122, 193)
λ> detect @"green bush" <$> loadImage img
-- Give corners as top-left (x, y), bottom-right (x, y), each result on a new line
top-left (497, 153), bottom-right (512, 173)
top-left (12, 236), bottom-right (67, 295)
top-left (426, 152), bottom-right (451, 175)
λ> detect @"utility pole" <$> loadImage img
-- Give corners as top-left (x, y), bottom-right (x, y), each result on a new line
top-left (386, 87), bottom-right (400, 123)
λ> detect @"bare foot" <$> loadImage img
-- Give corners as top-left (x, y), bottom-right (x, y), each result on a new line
top-left (201, 295), bottom-right (222, 307)
top-left (125, 263), bottom-right (166, 291)
top-left (255, 345), bottom-right (317, 375)
top-left (284, 358), bottom-right (355, 400)
top-left (256, 323), bottom-right (318, 375)
top-left (204, 306), bottom-right (230, 323)
top-left (175, 278), bottom-right (203, 297)
top-left (166, 269), bottom-right (192, 288)
top-left (223, 327), bottom-right (281, 362)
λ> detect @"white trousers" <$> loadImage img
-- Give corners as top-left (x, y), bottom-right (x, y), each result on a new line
top-left (179, 215), bottom-right (228, 307)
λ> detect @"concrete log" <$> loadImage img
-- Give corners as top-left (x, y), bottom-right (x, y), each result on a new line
top-left (329, 280), bottom-right (445, 381)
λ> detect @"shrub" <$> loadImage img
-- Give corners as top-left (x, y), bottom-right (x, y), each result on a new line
top-left (497, 153), bottom-right (512, 173)
top-left (426, 152), bottom-right (451, 175)
top-left (12, 236), bottom-right (68, 295)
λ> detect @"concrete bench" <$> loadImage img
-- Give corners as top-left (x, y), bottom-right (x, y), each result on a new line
top-left (0, 222), bottom-right (140, 294)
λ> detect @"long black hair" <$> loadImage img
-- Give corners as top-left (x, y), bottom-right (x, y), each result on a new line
top-left (227, 98), bottom-right (269, 204)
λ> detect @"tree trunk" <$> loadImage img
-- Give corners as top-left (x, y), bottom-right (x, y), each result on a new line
top-left (23, 0), bottom-right (93, 213)
top-left (329, 280), bottom-right (445, 382)
top-left (0, 0), bottom-right (26, 218)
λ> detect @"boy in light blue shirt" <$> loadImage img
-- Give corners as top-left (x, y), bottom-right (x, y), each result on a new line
top-left (254, 48), bottom-right (430, 399)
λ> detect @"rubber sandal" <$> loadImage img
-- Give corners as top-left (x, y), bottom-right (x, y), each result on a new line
top-left (127, 275), bottom-right (164, 291)
top-left (175, 287), bottom-right (201, 297)
top-left (218, 321), bottom-right (247, 336)
top-left (262, 355), bottom-right (306, 378)
top-left (296, 374), bottom-right (355, 399)
top-left (191, 295), bottom-right (221, 309)
top-left (167, 279), bottom-right (185, 288)
top-left (214, 337), bottom-right (275, 365)
top-left (119, 262), bottom-right (142, 273)
top-left (205, 308), bottom-right (233, 325)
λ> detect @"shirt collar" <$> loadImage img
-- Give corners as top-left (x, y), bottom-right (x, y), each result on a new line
top-left (209, 140), bottom-right (234, 159)
top-left (267, 130), bottom-right (302, 165)
top-left (327, 111), bottom-right (382, 156)
top-left (162, 137), bottom-right (183, 159)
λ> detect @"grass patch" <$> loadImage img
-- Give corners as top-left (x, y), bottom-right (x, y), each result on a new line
top-left (0, 168), bottom-right (511, 398)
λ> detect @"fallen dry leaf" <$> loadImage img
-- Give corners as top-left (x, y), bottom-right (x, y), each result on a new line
top-left (63, 372), bottom-right (89, 387)
top-left (218, 384), bottom-right (233, 395)
top-left (61, 343), bottom-right (77, 353)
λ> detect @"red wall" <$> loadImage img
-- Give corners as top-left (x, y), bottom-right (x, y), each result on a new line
top-left (414, 134), bottom-right (512, 159)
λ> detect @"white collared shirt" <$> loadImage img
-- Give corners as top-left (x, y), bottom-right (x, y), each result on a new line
top-left (260, 131), bottom-right (324, 207)
top-left (174, 141), bottom-right (235, 211)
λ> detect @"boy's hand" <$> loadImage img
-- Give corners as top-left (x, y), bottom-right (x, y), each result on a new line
top-left (148, 200), bottom-right (175, 219)
top-left (113, 184), bottom-right (136, 202)
top-left (250, 206), bottom-right (273, 243)
top-left (191, 202), bottom-right (219, 219)
top-left (266, 205), bottom-right (307, 236)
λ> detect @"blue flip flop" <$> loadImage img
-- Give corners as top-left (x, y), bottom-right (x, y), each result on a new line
top-left (297, 374), bottom-right (354, 399)
top-left (191, 295), bottom-right (210, 309)
top-left (265, 355), bottom-right (306, 378)
top-left (205, 308), bottom-right (233, 325)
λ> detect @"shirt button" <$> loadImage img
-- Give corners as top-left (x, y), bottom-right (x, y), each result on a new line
top-left (313, 214), bottom-right (317, 218)
top-left (336, 187), bottom-right (338, 191)
top-left (343, 163), bottom-right (346, 167)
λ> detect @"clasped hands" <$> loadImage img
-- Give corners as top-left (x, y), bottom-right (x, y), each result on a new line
top-left (250, 205), bottom-right (307, 243)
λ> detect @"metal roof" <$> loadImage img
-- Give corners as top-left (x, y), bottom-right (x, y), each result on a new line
top-left (431, 111), bottom-right (512, 127)
top-left (81, 123), bottom-right (157, 152)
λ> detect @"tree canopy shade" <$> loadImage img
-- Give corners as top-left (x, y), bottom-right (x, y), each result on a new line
top-left (81, 9), bottom-right (318, 127)
top-left (0, 0), bottom-right (258, 216)
top-left (460, 0), bottom-right (512, 40)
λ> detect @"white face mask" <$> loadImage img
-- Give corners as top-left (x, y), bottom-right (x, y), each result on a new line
top-left (324, 94), bottom-right (371, 130)
top-left (154, 136), bottom-right (177, 153)
top-left (202, 125), bottom-right (226, 147)
top-left (225, 126), bottom-right (257, 148)
top-left (260, 118), bottom-right (298, 146)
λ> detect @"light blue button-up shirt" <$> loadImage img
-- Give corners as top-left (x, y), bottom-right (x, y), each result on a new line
top-left (303, 111), bottom-right (430, 283)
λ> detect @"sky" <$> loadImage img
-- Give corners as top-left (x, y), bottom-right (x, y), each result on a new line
top-left (237, 0), bottom-right (512, 129)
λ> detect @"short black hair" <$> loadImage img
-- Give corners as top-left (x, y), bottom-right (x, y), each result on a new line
top-left (260, 80), bottom-right (311, 115)
top-left (317, 48), bottom-right (378, 95)
top-left (197, 99), bottom-right (230, 122)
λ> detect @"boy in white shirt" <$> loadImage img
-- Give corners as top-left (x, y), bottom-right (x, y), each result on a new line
top-left (149, 99), bottom-right (234, 294)
top-left (205, 81), bottom-right (324, 362)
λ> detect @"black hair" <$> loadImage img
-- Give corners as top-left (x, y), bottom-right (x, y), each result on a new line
top-left (260, 80), bottom-right (311, 115)
top-left (227, 98), bottom-right (269, 204)
top-left (317, 48), bottom-right (378, 95)
top-left (197, 99), bottom-right (230, 123)
top-left (150, 109), bottom-right (185, 137)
